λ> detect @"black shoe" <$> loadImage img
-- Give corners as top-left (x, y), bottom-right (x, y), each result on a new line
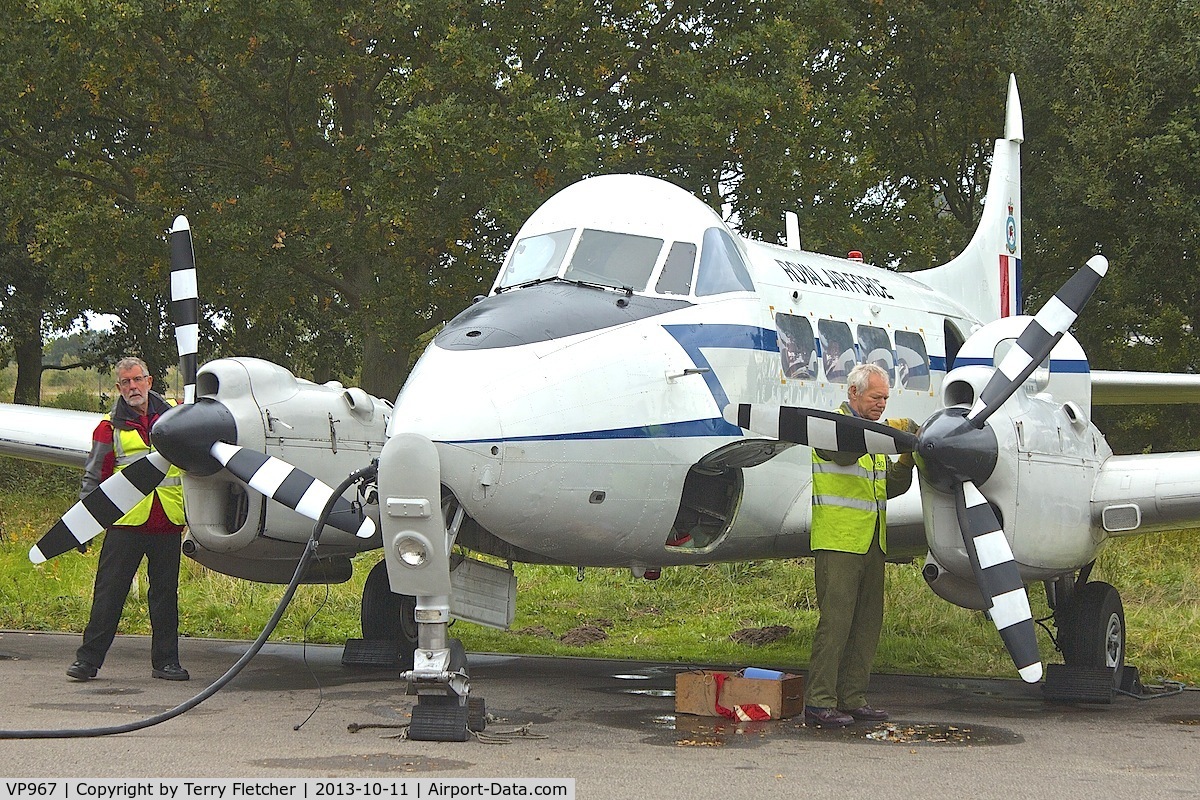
top-left (804, 706), bottom-right (853, 727)
top-left (152, 663), bottom-right (190, 681)
top-left (839, 705), bottom-right (889, 721)
top-left (67, 660), bottom-right (98, 681)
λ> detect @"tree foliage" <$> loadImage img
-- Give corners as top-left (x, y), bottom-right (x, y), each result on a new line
top-left (1014, 0), bottom-right (1200, 451)
top-left (1, 0), bottom-right (1197, 456)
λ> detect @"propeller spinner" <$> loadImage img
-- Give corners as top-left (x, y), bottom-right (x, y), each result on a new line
top-left (725, 255), bottom-right (1109, 683)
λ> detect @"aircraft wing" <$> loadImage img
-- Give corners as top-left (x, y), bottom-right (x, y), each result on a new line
top-left (0, 402), bottom-right (101, 468)
top-left (1090, 370), bottom-right (1200, 405)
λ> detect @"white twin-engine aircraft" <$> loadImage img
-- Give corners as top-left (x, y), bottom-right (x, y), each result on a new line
top-left (4, 75), bottom-right (1199, 739)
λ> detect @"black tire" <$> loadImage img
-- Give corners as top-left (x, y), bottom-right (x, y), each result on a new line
top-left (448, 637), bottom-right (468, 675)
top-left (1058, 581), bottom-right (1125, 687)
top-left (360, 559), bottom-right (419, 670)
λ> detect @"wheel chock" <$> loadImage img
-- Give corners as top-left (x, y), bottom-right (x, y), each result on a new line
top-left (408, 696), bottom-right (471, 741)
top-left (1042, 663), bottom-right (1114, 704)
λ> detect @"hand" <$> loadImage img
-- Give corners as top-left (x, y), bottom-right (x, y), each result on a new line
top-left (885, 417), bottom-right (919, 434)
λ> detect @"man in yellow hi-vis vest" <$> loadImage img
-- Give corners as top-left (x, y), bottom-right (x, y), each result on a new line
top-left (805, 362), bottom-right (916, 727)
top-left (67, 357), bottom-right (188, 682)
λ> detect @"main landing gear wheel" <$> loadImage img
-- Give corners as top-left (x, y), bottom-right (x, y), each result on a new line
top-left (360, 559), bottom-right (419, 671)
top-left (1057, 581), bottom-right (1125, 688)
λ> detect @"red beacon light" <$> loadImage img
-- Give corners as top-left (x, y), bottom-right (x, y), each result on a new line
top-left (848, 250), bottom-right (864, 262)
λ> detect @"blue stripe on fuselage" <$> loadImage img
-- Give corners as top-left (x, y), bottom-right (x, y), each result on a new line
top-left (662, 324), bottom-right (776, 434)
top-left (448, 418), bottom-right (730, 445)
top-left (954, 356), bottom-right (1090, 373)
top-left (439, 324), bottom-right (1090, 446)
top-left (444, 323), bottom-right (775, 445)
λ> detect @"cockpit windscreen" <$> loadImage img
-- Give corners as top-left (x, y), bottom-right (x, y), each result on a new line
top-left (563, 229), bottom-right (664, 292)
top-left (498, 228), bottom-right (574, 288)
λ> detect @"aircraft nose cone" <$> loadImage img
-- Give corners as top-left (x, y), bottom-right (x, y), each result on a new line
top-left (151, 399), bottom-right (238, 476)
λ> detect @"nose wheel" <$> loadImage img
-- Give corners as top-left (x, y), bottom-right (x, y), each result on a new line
top-left (407, 638), bottom-right (488, 740)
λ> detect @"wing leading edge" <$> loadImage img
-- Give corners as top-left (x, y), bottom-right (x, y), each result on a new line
top-left (1090, 370), bottom-right (1200, 406)
top-left (0, 403), bottom-right (101, 468)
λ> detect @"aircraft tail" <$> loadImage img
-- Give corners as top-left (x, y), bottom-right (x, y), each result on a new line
top-left (912, 74), bottom-right (1023, 324)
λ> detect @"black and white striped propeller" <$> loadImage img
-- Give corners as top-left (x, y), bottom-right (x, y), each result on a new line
top-left (29, 217), bottom-right (375, 564)
top-left (723, 255), bottom-right (1108, 683)
top-left (168, 215), bottom-right (200, 405)
top-left (966, 255), bottom-right (1108, 427)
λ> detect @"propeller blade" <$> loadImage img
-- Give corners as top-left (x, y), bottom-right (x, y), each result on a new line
top-left (29, 452), bottom-right (172, 564)
top-left (169, 215), bottom-right (199, 405)
top-left (209, 441), bottom-right (375, 538)
top-left (968, 255), bottom-right (1108, 426)
top-left (954, 481), bottom-right (1042, 683)
top-left (723, 403), bottom-right (917, 454)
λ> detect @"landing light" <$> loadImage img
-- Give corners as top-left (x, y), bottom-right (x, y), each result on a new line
top-left (395, 535), bottom-right (430, 567)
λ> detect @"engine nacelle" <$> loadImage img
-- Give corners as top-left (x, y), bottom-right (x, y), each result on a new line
top-left (183, 358), bottom-right (388, 563)
top-left (921, 322), bottom-right (1110, 585)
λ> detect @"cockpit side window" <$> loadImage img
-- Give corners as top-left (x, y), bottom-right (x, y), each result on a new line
top-left (498, 228), bottom-right (574, 288)
top-left (563, 229), bottom-right (664, 292)
top-left (695, 228), bottom-right (755, 296)
top-left (655, 241), bottom-right (698, 295)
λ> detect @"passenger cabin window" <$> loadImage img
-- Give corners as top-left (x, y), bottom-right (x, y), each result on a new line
top-left (894, 331), bottom-right (930, 390)
top-left (695, 228), bottom-right (755, 296)
top-left (563, 229), bottom-right (663, 292)
top-left (498, 228), bottom-right (574, 288)
top-left (655, 241), bottom-right (698, 295)
top-left (857, 325), bottom-right (894, 386)
top-left (776, 313), bottom-right (816, 379)
top-left (817, 320), bottom-right (855, 383)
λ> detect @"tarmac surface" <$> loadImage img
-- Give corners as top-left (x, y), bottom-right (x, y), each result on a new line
top-left (1, 630), bottom-right (1198, 798)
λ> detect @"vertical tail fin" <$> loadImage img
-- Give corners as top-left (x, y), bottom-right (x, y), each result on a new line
top-left (913, 74), bottom-right (1023, 324)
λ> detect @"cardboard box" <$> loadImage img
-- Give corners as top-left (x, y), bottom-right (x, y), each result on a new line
top-left (674, 669), bottom-right (805, 720)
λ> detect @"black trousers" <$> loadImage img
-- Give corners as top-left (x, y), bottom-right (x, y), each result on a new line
top-left (76, 527), bottom-right (182, 670)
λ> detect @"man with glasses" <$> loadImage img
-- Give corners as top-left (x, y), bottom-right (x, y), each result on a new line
top-left (67, 357), bottom-right (189, 682)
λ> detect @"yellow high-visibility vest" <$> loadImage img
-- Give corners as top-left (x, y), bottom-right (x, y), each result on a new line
top-left (811, 409), bottom-right (888, 554)
top-left (111, 420), bottom-right (185, 527)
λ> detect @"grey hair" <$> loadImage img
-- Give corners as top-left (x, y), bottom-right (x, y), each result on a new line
top-left (847, 362), bottom-right (889, 394)
top-left (114, 356), bottom-right (149, 376)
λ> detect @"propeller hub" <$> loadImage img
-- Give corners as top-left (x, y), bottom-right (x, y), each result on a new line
top-left (151, 399), bottom-right (237, 476)
top-left (916, 407), bottom-right (999, 492)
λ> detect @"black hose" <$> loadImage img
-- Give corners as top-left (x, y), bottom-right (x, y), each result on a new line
top-left (0, 461), bottom-right (378, 739)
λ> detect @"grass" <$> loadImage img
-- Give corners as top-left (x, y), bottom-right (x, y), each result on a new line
top-left (1, 456), bottom-right (1197, 684)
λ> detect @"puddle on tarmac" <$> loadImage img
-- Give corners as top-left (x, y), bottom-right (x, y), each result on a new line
top-left (80, 686), bottom-right (146, 697)
top-left (254, 754), bottom-right (472, 772)
top-left (605, 710), bottom-right (1022, 747)
top-left (607, 671), bottom-right (678, 698)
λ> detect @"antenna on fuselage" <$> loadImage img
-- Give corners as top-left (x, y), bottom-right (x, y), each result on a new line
top-left (784, 211), bottom-right (801, 250)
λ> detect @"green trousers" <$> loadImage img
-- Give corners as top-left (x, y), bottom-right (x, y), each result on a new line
top-left (805, 538), bottom-right (885, 709)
